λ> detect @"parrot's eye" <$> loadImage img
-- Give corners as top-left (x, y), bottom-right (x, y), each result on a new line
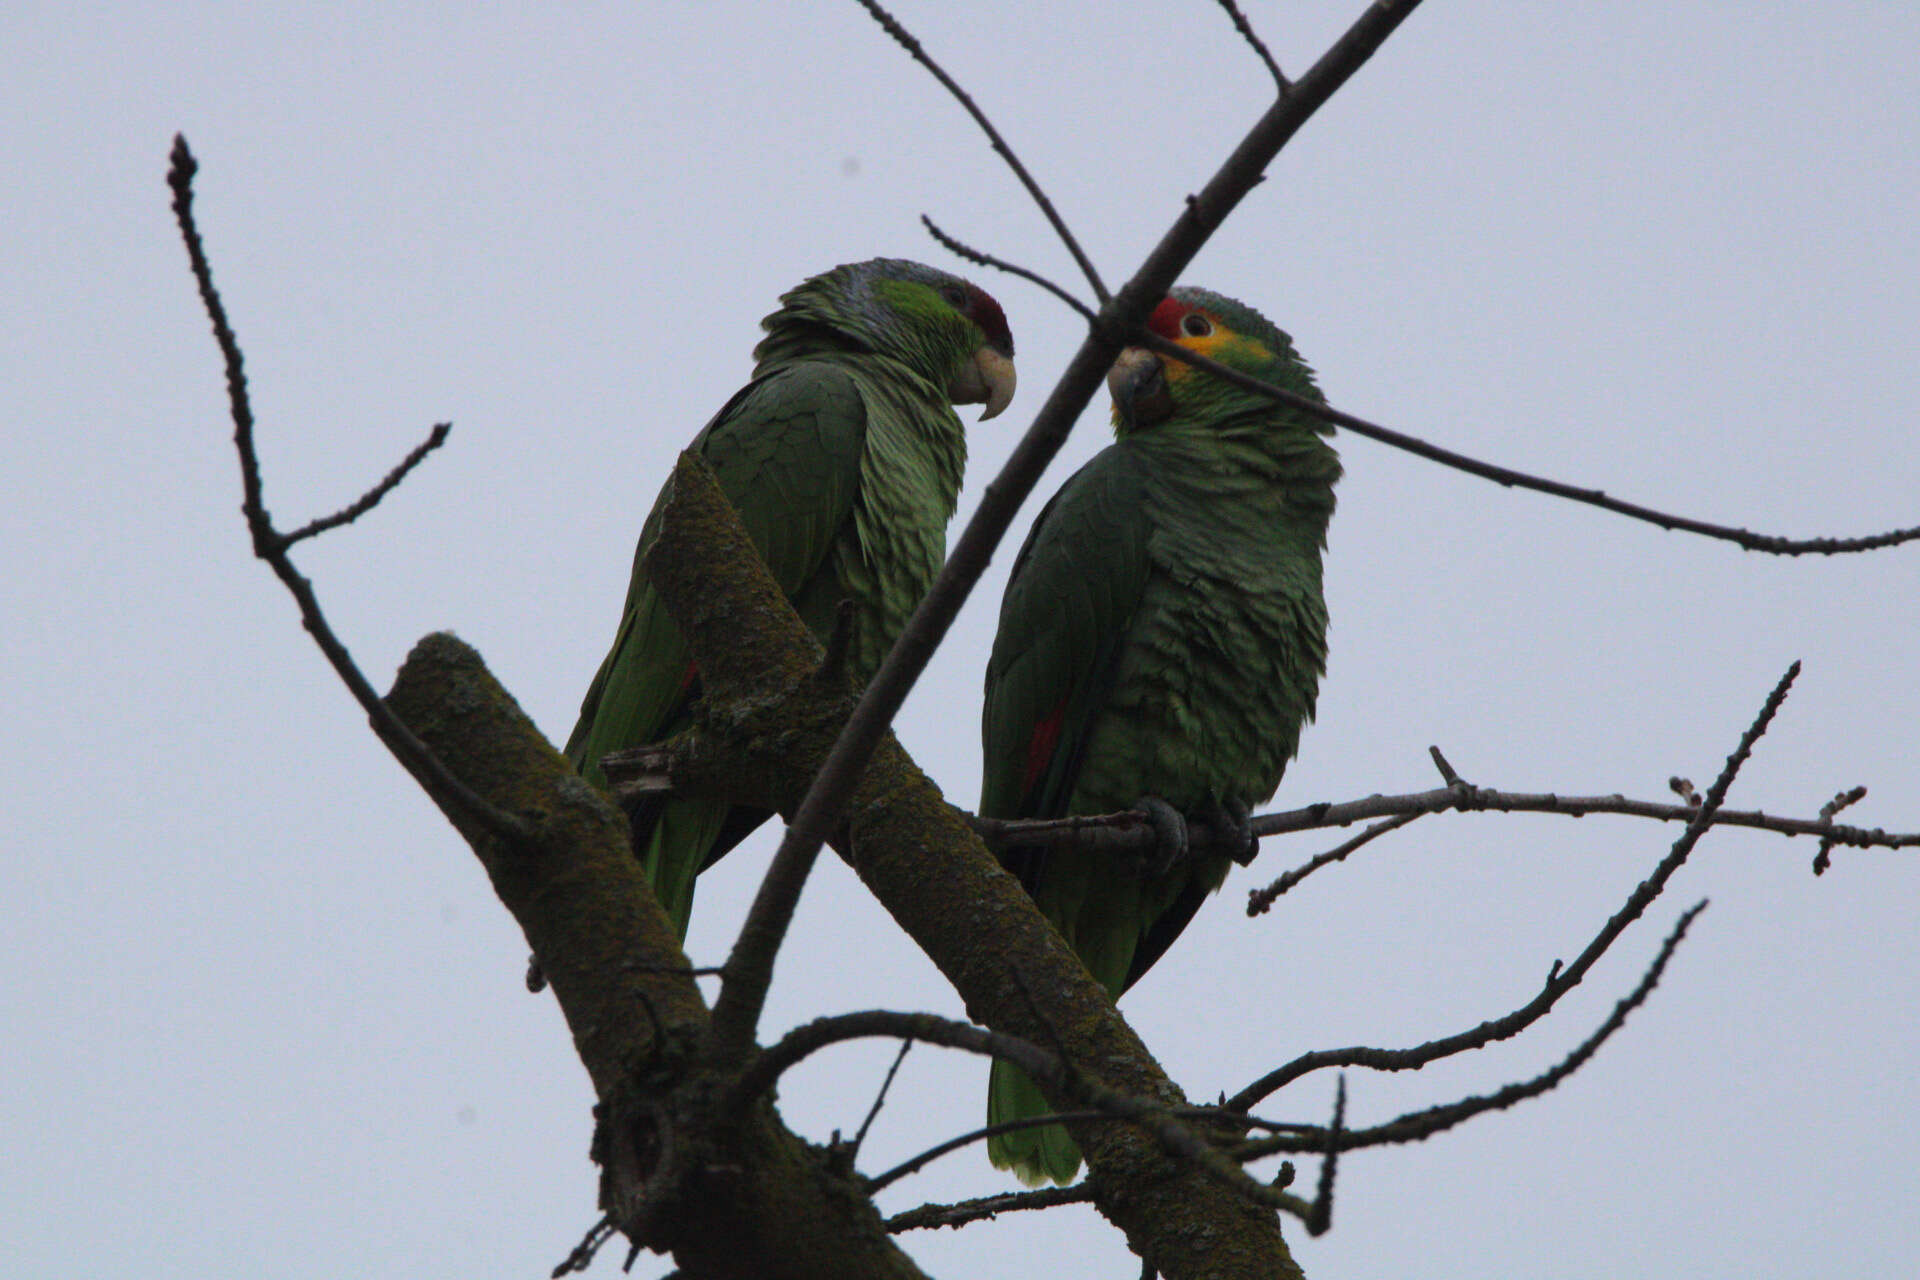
top-left (940, 285), bottom-right (969, 310)
top-left (1181, 312), bottom-right (1214, 338)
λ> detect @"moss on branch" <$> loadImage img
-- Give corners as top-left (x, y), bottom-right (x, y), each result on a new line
top-left (644, 453), bottom-right (1299, 1280)
top-left (385, 633), bottom-right (926, 1280)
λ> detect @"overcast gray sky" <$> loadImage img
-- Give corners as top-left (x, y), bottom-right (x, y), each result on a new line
top-left (6, 3), bottom-right (1917, 1276)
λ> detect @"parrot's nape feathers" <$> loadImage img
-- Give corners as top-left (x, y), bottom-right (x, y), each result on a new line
top-left (753, 258), bottom-right (1013, 384)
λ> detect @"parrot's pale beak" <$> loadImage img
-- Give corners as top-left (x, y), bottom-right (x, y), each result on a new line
top-left (1107, 347), bottom-right (1171, 428)
top-left (951, 345), bottom-right (1018, 420)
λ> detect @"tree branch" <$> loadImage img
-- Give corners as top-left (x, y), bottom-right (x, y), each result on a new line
top-left (867, 1110), bottom-right (1115, 1193)
top-left (169, 134), bottom-right (532, 847)
top-left (181, 138), bottom-right (937, 1280)
top-left (730, 1010), bottom-right (1060, 1113)
top-left (1235, 900), bottom-right (1708, 1159)
top-left (279, 421), bottom-right (451, 548)
top-left (843, 1038), bottom-right (915, 1162)
top-left (958, 773), bottom-right (1915, 881)
top-left (1214, 0), bottom-right (1289, 93)
top-left (753, 4), bottom-right (1427, 1143)
top-left (384, 633), bottom-right (704, 1095)
top-left (729, 1009), bottom-right (1303, 1221)
top-left (641, 453), bottom-right (1305, 1280)
top-left (383, 634), bottom-right (931, 1280)
top-left (1305, 1077), bottom-right (1345, 1236)
top-left (1231, 663), bottom-right (1797, 1113)
top-left (852, 0), bottom-right (1110, 304)
top-left (885, 1186), bottom-right (1094, 1234)
top-left (1135, 328), bottom-right (1920, 555)
top-left (624, 454), bottom-right (843, 1069)
top-left (1246, 812), bottom-right (1424, 911)
top-left (921, 215), bottom-right (1095, 323)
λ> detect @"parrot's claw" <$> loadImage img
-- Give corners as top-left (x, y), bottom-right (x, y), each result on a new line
top-left (1215, 797), bottom-right (1259, 867)
top-left (1137, 795), bottom-right (1190, 877)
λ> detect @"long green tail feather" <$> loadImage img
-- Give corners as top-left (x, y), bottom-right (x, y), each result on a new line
top-left (636, 798), bottom-right (730, 938)
top-left (986, 1057), bottom-right (1082, 1186)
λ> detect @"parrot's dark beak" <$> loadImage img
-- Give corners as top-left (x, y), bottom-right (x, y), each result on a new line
top-left (950, 345), bottom-right (1017, 420)
top-left (1107, 347), bottom-right (1171, 429)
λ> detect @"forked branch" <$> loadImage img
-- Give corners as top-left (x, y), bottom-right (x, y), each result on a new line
top-left (1233, 900), bottom-right (1708, 1159)
top-left (1214, 0), bottom-right (1290, 92)
top-left (1134, 329), bottom-right (1920, 556)
top-left (952, 765), bottom-right (1914, 896)
top-left (168, 135), bottom-right (531, 846)
top-left (1232, 663), bottom-right (1797, 1113)
top-left (854, 0), bottom-right (1110, 305)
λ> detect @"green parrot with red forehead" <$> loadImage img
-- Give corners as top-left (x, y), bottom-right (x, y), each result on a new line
top-left (980, 287), bottom-right (1339, 1184)
top-left (567, 258), bottom-right (1015, 936)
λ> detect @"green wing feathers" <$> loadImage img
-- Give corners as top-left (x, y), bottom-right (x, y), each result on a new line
top-left (980, 452), bottom-right (1153, 827)
top-left (978, 450), bottom-right (1159, 1183)
top-left (565, 365), bottom-right (870, 931)
top-left (566, 255), bottom-right (1003, 935)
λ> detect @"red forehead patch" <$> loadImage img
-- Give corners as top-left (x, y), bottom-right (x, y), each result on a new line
top-left (966, 283), bottom-right (1014, 355)
top-left (1147, 296), bottom-right (1186, 340)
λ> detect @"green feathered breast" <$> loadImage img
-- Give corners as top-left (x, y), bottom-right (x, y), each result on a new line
top-left (980, 287), bottom-right (1338, 1184)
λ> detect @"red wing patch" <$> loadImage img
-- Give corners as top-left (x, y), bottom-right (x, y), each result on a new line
top-left (678, 660), bottom-right (700, 696)
top-left (1020, 696), bottom-right (1071, 796)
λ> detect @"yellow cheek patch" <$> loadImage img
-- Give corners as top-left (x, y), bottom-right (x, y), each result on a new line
top-left (1162, 326), bottom-right (1273, 384)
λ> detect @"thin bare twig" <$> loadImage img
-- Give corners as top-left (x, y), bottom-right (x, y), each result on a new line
top-left (1231, 663), bottom-right (1798, 1113)
top-left (1819, 785), bottom-right (1869, 820)
top-left (627, 964), bottom-right (727, 978)
top-left (1237, 777), bottom-right (1909, 849)
top-left (1136, 328), bottom-right (1920, 556)
top-left (872, 1101), bottom-right (1319, 1193)
top-left (1237, 900), bottom-right (1708, 1160)
top-left (550, 1215), bottom-right (617, 1277)
top-left (866, 1109), bottom-right (1112, 1192)
top-left (966, 777), bottom-right (1915, 871)
top-left (884, 1185), bottom-right (1094, 1234)
top-left (846, 1039), bottom-right (915, 1159)
top-left (854, 0), bottom-right (1110, 305)
top-left (727, 1010), bottom-right (1059, 1116)
top-left (1428, 744), bottom-right (1465, 788)
top-left (1306, 1077), bottom-right (1345, 1236)
top-left (279, 422), bottom-right (451, 548)
top-left (1814, 784), bottom-right (1870, 875)
top-left (730, 1010), bottom-right (1303, 1216)
top-left (168, 135), bottom-right (532, 846)
top-left (1214, 0), bottom-right (1289, 92)
top-left (922, 215), bottom-right (1096, 322)
top-left (877, 1124), bottom-right (1316, 1232)
top-left (735, 1009), bottom-right (1244, 1201)
top-left (1246, 811), bottom-right (1423, 913)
